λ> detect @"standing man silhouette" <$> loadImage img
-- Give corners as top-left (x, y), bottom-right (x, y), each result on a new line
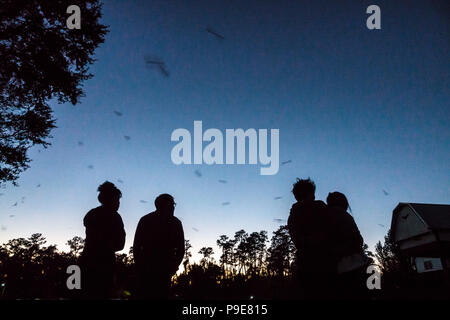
top-left (287, 178), bottom-right (336, 298)
top-left (133, 194), bottom-right (185, 299)
top-left (80, 181), bottom-right (126, 299)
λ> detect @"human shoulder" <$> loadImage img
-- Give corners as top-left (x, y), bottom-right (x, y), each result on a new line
top-left (172, 216), bottom-right (183, 226)
top-left (290, 202), bottom-right (301, 213)
top-left (112, 211), bottom-right (125, 225)
top-left (313, 200), bottom-right (327, 208)
top-left (83, 206), bottom-right (102, 225)
top-left (139, 211), bottom-right (157, 223)
top-left (86, 206), bottom-right (103, 215)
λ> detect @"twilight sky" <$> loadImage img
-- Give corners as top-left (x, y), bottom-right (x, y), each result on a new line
top-left (0, 0), bottom-right (449, 263)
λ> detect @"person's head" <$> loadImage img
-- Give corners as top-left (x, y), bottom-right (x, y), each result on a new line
top-left (98, 181), bottom-right (122, 211)
top-left (327, 191), bottom-right (350, 212)
top-left (155, 193), bottom-right (176, 216)
top-left (292, 178), bottom-right (316, 202)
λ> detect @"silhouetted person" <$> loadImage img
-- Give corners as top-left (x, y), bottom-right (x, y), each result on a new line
top-left (287, 178), bottom-right (336, 298)
top-left (133, 194), bottom-right (185, 299)
top-left (80, 181), bottom-right (126, 299)
top-left (326, 192), bottom-right (367, 298)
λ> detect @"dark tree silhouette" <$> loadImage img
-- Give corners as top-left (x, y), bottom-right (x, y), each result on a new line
top-left (363, 243), bottom-right (375, 261)
top-left (267, 225), bottom-right (296, 277)
top-left (375, 229), bottom-right (401, 273)
top-left (1, 227), bottom-right (440, 300)
top-left (66, 236), bottom-right (85, 257)
top-left (182, 239), bottom-right (192, 273)
top-left (0, 0), bottom-right (108, 184)
top-left (234, 229), bottom-right (249, 275)
top-left (217, 235), bottom-right (235, 278)
top-left (199, 247), bottom-right (214, 268)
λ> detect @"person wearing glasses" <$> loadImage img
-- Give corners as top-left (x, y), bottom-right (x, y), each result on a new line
top-left (133, 193), bottom-right (185, 299)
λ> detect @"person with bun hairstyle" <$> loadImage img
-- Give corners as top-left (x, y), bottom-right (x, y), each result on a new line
top-left (80, 181), bottom-right (126, 299)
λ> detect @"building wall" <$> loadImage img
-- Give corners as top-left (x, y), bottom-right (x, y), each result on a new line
top-left (394, 206), bottom-right (429, 242)
top-left (415, 257), bottom-right (443, 273)
top-left (399, 233), bottom-right (437, 252)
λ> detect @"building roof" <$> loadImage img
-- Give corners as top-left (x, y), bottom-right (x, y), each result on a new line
top-left (392, 203), bottom-right (450, 232)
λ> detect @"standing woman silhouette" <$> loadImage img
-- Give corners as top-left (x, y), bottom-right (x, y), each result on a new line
top-left (80, 181), bottom-right (126, 299)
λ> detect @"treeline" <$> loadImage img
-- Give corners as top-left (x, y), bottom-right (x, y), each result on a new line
top-left (1, 226), bottom-right (410, 300)
top-left (0, 226), bottom-right (298, 299)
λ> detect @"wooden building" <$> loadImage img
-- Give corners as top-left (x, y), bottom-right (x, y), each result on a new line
top-left (390, 203), bottom-right (450, 275)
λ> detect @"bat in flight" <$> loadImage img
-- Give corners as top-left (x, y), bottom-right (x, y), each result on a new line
top-left (144, 55), bottom-right (170, 77)
top-left (206, 26), bottom-right (225, 40)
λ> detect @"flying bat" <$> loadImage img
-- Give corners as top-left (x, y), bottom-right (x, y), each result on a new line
top-left (192, 227), bottom-right (199, 232)
top-left (144, 56), bottom-right (170, 77)
top-left (281, 160), bottom-right (292, 165)
top-left (205, 26), bottom-right (225, 40)
top-left (87, 165), bottom-right (94, 170)
top-left (156, 63), bottom-right (170, 77)
top-left (194, 170), bottom-right (202, 177)
top-left (218, 179), bottom-right (227, 184)
top-left (273, 218), bottom-right (287, 224)
top-left (221, 202), bottom-right (230, 206)
top-left (382, 189), bottom-right (389, 196)
top-left (113, 110), bottom-right (123, 117)
top-left (378, 224), bottom-right (385, 228)
top-left (140, 200), bottom-right (148, 204)
top-left (117, 179), bottom-right (124, 184)
top-left (124, 135), bottom-right (131, 141)
top-left (274, 196), bottom-right (283, 200)
top-left (78, 141), bottom-right (84, 146)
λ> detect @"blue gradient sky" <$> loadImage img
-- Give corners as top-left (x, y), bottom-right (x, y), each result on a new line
top-left (0, 0), bottom-right (449, 263)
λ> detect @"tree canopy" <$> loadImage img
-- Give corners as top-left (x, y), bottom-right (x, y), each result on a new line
top-left (0, 0), bottom-right (108, 184)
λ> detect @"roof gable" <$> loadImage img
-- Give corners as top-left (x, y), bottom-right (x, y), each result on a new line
top-left (391, 203), bottom-right (450, 242)
top-left (409, 203), bottom-right (450, 230)
top-left (392, 205), bottom-right (429, 242)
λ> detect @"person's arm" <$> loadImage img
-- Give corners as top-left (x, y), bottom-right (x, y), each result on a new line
top-left (348, 216), bottom-right (364, 250)
top-left (83, 211), bottom-right (102, 251)
top-left (111, 214), bottom-right (126, 252)
top-left (133, 218), bottom-right (145, 266)
top-left (172, 219), bottom-right (185, 273)
top-left (334, 214), bottom-right (364, 257)
top-left (287, 208), bottom-right (300, 249)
